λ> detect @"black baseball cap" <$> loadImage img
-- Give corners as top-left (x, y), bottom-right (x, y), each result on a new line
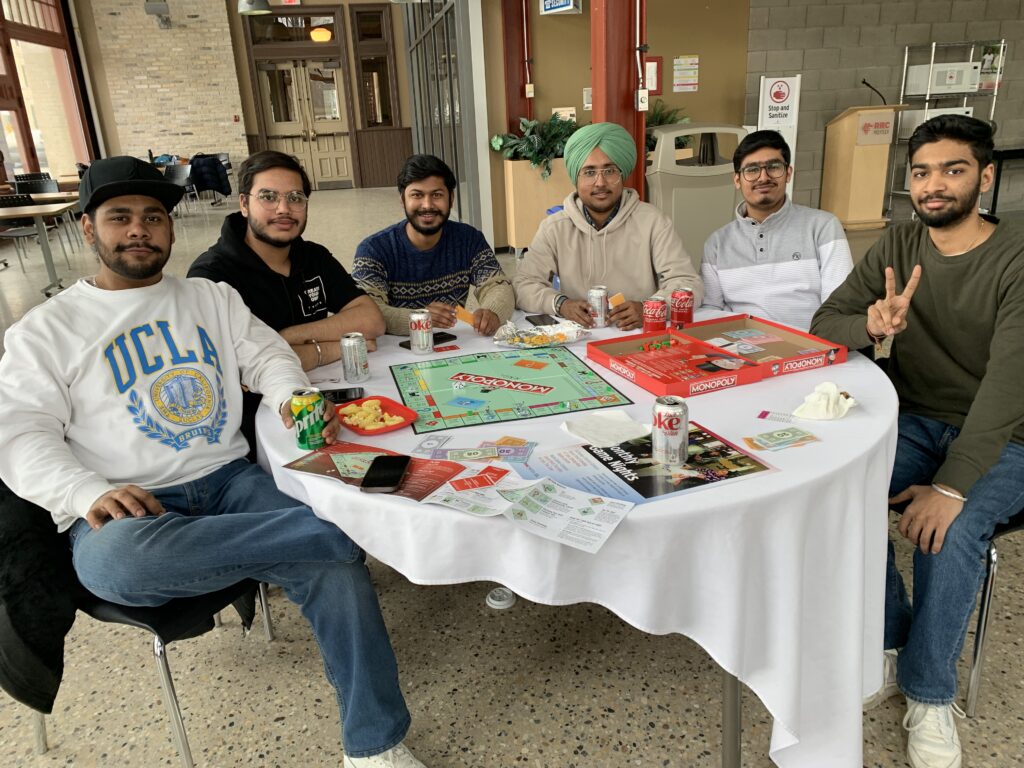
top-left (79, 156), bottom-right (185, 214)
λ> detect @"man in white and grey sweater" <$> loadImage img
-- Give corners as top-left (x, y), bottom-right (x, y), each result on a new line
top-left (701, 130), bottom-right (853, 330)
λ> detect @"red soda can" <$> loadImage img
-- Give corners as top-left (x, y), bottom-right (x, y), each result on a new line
top-left (670, 289), bottom-right (694, 328)
top-left (642, 296), bottom-right (668, 333)
top-left (652, 395), bottom-right (688, 466)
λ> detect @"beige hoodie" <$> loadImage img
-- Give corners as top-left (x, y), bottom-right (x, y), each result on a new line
top-left (513, 188), bottom-right (703, 316)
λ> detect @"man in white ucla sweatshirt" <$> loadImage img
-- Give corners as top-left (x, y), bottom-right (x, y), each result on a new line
top-left (0, 158), bottom-right (426, 768)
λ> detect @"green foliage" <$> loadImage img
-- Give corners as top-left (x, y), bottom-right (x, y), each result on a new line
top-left (490, 114), bottom-right (581, 179)
top-left (644, 99), bottom-right (692, 153)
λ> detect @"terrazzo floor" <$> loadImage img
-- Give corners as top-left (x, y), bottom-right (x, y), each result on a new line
top-left (0, 188), bottom-right (1022, 767)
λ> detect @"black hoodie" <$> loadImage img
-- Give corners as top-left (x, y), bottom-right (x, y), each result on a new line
top-left (188, 212), bottom-right (364, 331)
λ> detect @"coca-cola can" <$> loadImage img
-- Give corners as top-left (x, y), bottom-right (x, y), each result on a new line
top-left (409, 310), bottom-right (433, 354)
top-left (341, 332), bottom-right (370, 382)
top-left (642, 295), bottom-right (668, 333)
top-left (670, 289), bottom-right (694, 328)
top-left (588, 285), bottom-right (608, 327)
top-left (652, 395), bottom-right (688, 466)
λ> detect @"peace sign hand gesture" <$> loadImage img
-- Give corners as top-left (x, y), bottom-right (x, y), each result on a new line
top-left (867, 265), bottom-right (922, 338)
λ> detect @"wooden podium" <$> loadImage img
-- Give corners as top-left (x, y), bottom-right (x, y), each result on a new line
top-left (820, 106), bottom-right (905, 230)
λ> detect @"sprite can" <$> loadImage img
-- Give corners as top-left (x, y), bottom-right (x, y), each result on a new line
top-left (291, 387), bottom-right (327, 450)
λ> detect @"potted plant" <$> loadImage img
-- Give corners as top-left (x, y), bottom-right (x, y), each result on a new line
top-left (644, 99), bottom-right (692, 156)
top-left (490, 114), bottom-right (581, 249)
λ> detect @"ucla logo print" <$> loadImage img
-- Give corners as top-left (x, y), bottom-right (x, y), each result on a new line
top-left (151, 368), bottom-right (214, 425)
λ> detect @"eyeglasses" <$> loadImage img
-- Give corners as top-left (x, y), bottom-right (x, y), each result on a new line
top-left (248, 189), bottom-right (309, 209)
top-left (578, 167), bottom-right (623, 182)
top-left (739, 161), bottom-right (788, 182)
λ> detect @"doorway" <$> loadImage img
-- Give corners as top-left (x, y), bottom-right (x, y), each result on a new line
top-left (257, 59), bottom-right (354, 190)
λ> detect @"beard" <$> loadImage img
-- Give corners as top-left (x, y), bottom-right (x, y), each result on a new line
top-left (92, 240), bottom-right (169, 281)
top-left (913, 183), bottom-right (981, 228)
top-left (248, 214), bottom-right (307, 248)
top-left (405, 206), bottom-right (450, 236)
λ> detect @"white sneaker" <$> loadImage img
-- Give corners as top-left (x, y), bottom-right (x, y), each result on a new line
top-left (343, 742), bottom-right (426, 768)
top-left (863, 649), bottom-right (900, 710)
top-left (902, 698), bottom-right (964, 768)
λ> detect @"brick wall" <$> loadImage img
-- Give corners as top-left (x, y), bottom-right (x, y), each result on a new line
top-left (746, 0), bottom-right (1024, 214)
top-left (88, 0), bottom-right (248, 163)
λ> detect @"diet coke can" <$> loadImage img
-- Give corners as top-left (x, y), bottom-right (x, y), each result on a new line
top-left (409, 310), bottom-right (433, 354)
top-left (642, 295), bottom-right (668, 333)
top-left (341, 332), bottom-right (370, 382)
top-left (652, 395), bottom-right (688, 466)
top-left (588, 285), bottom-right (608, 327)
top-left (670, 289), bottom-right (694, 328)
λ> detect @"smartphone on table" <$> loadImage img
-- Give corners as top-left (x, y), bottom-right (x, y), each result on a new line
top-left (321, 387), bottom-right (364, 405)
top-left (526, 314), bottom-right (557, 326)
top-left (399, 331), bottom-right (457, 350)
top-left (360, 454), bottom-right (412, 493)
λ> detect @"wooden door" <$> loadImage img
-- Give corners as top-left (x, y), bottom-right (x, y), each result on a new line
top-left (298, 60), bottom-right (354, 189)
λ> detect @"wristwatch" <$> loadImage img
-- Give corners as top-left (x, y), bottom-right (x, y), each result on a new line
top-left (553, 294), bottom-right (569, 317)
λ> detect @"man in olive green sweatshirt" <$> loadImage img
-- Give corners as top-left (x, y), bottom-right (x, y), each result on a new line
top-left (811, 115), bottom-right (1024, 768)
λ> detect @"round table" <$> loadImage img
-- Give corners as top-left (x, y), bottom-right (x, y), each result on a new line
top-left (257, 316), bottom-right (898, 768)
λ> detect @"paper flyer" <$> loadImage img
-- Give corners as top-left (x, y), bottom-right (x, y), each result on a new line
top-left (423, 467), bottom-right (634, 554)
top-left (514, 423), bottom-right (773, 505)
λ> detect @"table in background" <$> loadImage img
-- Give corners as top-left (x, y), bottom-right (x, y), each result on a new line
top-left (257, 317), bottom-right (898, 768)
top-left (0, 201), bottom-right (77, 295)
top-left (989, 145), bottom-right (1024, 216)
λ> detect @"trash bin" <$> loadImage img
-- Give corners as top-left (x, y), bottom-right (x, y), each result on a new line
top-left (645, 123), bottom-right (748, 273)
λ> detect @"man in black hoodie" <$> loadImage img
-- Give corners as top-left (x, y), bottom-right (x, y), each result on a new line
top-left (190, 150), bottom-right (385, 457)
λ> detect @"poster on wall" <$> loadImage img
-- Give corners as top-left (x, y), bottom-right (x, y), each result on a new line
top-left (757, 75), bottom-right (801, 197)
top-left (673, 55), bottom-right (699, 93)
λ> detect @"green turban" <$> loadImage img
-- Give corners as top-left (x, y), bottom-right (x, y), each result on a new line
top-left (563, 122), bottom-right (638, 185)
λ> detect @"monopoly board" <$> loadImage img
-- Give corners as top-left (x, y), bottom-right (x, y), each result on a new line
top-left (390, 347), bottom-right (632, 434)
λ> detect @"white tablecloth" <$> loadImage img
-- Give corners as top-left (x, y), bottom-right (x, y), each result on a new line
top-left (257, 316), bottom-right (898, 768)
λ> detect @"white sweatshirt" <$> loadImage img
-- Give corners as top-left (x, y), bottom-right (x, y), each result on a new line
top-left (0, 276), bottom-right (309, 531)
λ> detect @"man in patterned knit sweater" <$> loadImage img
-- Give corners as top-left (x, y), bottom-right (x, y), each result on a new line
top-left (702, 130), bottom-right (852, 330)
top-left (353, 154), bottom-right (514, 336)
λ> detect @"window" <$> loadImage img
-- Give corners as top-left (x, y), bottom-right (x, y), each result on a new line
top-left (349, 5), bottom-right (399, 129)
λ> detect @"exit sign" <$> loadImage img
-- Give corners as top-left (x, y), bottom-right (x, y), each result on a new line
top-left (281, 0), bottom-right (301, 5)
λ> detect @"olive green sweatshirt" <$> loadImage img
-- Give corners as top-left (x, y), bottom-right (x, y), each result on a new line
top-left (810, 217), bottom-right (1024, 496)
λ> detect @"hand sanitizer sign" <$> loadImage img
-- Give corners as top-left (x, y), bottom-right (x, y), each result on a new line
top-left (757, 75), bottom-right (801, 197)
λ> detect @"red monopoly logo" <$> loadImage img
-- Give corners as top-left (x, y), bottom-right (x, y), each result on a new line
top-left (450, 372), bottom-right (553, 394)
top-left (609, 360), bottom-right (636, 381)
top-left (783, 355), bottom-right (825, 373)
top-left (690, 375), bottom-right (737, 394)
top-left (770, 81), bottom-right (790, 103)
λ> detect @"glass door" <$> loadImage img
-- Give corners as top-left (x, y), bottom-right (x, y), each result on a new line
top-left (257, 61), bottom-right (315, 173)
top-left (300, 61), bottom-right (354, 189)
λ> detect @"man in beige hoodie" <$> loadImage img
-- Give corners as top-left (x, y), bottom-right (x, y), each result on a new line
top-left (513, 122), bottom-right (702, 330)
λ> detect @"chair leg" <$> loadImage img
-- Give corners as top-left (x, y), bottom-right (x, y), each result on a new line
top-left (32, 709), bottom-right (48, 755)
top-left (966, 540), bottom-right (999, 717)
top-left (152, 635), bottom-right (195, 768)
top-left (258, 582), bottom-right (275, 642)
top-left (15, 238), bottom-right (27, 272)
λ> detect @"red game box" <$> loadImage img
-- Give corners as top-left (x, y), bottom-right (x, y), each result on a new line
top-left (586, 315), bottom-right (847, 398)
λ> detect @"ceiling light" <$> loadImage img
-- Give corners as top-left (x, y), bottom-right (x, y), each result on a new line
top-left (238, 0), bottom-right (272, 15)
top-left (310, 27), bottom-right (332, 42)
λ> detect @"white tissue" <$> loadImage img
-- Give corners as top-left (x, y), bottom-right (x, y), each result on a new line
top-left (793, 382), bottom-right (857, 420)
top-left (562, 411), bottom-right (650, 447)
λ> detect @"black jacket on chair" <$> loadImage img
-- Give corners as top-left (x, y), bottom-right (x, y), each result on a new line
top-left (190, 154), bottom-right (231, 196)
top-left (0, 481), bottom-right (78, 713)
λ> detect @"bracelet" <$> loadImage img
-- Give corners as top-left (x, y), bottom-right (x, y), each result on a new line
top-left (306, 339), bottom-right (322, 368)
top-left (931, 483), bottom-right (967, 503)
top-left (553, 294), bottom-right (568, 317)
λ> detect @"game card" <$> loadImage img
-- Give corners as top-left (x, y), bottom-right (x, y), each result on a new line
top-left (455, 305), bottom-right (476, 325)
top-left (608, 292), bottom-right (626, 307)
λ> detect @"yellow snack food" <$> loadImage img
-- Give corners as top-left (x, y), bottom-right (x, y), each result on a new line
top-left (340, 399), bottom-right (405, 430)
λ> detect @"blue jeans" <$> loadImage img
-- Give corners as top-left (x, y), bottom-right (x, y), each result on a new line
top-left (68, 459), bottom-right (411, 758)
top-left (884, 413), bottom-right (1024, 704)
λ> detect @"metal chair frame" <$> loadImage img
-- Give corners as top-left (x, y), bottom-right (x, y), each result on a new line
top-left (32, 581), bottom-right (274, 767)
top-left (161, 164), bottom-right (200, 214)
top-left (965, 510), bottom-right (1024, 717)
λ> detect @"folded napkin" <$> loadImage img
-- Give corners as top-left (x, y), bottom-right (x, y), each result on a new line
top-left (793, 382), bottom-right (857, 420)
top-left (562, 410), bottom-right (650, 447)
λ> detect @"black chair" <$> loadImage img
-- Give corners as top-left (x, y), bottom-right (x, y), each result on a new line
top-left (33, 579), bottom-right (274, 768)
top-left (14, 172), bottom-right (51, 183)
top-left (965, 508), bottom-right (1024, 716)
top-left (161, 163), bottom-right (199, 214)
top-left (14, 178), bottom-right (58, 195)
top-left (0, 192), bottom-right (72, 271)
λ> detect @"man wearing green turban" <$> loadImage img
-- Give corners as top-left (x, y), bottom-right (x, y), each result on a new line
top-left (514, 122), bottom-right (702, 330)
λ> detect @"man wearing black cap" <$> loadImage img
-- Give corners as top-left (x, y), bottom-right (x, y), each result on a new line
top-left (0, 157), bottom-right (427, 768)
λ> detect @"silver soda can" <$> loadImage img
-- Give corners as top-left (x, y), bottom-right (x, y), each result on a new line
top-left (341, 332), bottom-right (370, 382)
top-left (588, 285), bottom-right (608, 328)
top-left (652, 395), bottom-right (688, 466)
top-left (409, 310), bottom-right (433, 354)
